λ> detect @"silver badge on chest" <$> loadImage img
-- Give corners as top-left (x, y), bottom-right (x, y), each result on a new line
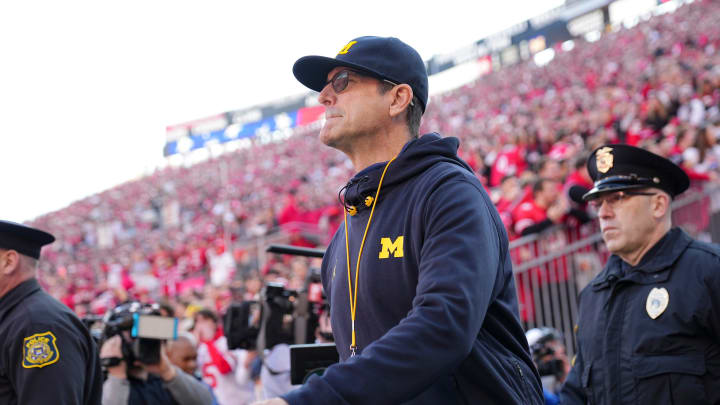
top-left (646, 287), bottom-right (669, 319)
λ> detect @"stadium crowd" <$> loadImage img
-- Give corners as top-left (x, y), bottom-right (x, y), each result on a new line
top-left (21, 1), bottom-right (720, 402)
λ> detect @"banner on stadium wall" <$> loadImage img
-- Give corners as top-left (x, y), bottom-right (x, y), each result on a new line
top-left (164, 111), bottom-right (299, 156)
top-left (260, 94), bottom-right (307, 118)
top-left (568, 9), bottom-right (606, 37)
top-left (166, 114), bottom-right (229, 142)
top-left (297, 105), bottom-right (325, 126)
top-left (511, 20), bottom-right (573, 49)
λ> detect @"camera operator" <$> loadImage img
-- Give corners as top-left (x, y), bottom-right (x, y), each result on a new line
top-left (99, 306), bottom-right (213, 405)
top-left (525, 328), bottom-right (570, 405)
top-left (223, 259), bottom-right (329, 402)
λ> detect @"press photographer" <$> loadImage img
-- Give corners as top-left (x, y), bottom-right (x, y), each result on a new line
top-left (224, 267), bottom-right (328, 353)
top-left (228, 274), bottom-right (328, 399)
top-left (223, 246), bottom-right (335, 399)
top-left (525, 327), bottom-right (570, 405)
top-left (99, 302), bottom-right (213, 405)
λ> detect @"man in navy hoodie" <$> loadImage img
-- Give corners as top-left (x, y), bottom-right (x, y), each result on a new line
top-left (254, 36), bottom-right (542, 405)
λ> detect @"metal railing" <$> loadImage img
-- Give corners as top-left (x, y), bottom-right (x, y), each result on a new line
top-left (510, 182), bottom-right (720, 358)
top-left (237, 183), bottom-right (720, 358)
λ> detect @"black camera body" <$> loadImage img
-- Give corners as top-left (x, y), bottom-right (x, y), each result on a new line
top-left (102, 302), bottom-right (177, 366)
top-left (533, 346), bottom-right (566, 378)
top-left (528, 329), bottom-right (566, 380)
top-left (223, 300), bottom-right (261, 350)
top-left (231, 245), bottom-right (338, 385)
top-left (224, 272), bottom-right (327, 352)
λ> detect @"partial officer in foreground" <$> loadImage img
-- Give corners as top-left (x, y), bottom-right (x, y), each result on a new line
top-left (560, 145), bottom-right (720, 404)
top-left (255, 36), bottom-right (542, 405)
top-left (0, 220), bottom-right (103, 404)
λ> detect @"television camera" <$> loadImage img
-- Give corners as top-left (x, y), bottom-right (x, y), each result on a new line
top-left (222, 244), bottom-right (338, 384)
top-left (97, 302), bottom-right (178, 367)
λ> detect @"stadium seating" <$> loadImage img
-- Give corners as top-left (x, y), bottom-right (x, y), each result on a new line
top-left (29, 0), bottom-right (720, 315)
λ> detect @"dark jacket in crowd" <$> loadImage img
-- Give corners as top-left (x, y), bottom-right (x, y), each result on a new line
top-left (0, 278), bottom-right (103, 405)
top-left (560, 228), bottom-right (720, 404)
top-left (283, 133), bottom-right (543, 404)
top-left (102, 367), bottom-right (215, 405)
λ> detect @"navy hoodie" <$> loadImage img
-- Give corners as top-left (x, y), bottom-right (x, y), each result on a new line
top-left (283, 133), bottom-right (542, 404)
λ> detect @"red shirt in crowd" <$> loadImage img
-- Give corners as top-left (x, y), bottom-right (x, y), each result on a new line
top-left (490, 145), bottom-right (527, 187)
top-left (511, 199), bottom-right (548, 236)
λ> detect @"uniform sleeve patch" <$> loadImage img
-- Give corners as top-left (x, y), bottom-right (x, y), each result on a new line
top-left (22, 331), bottom-right (59, 369)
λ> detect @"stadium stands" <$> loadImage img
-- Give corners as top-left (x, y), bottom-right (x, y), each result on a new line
top-left (28, 0), bottom-right (720, 322)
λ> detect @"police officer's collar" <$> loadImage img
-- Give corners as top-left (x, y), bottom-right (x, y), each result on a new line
top-left (0, 278), bottom-right (41, 321)
top-left (592, 228), bottom-right (691, 289)
top-left (633, 227), bottom-right (692, 271)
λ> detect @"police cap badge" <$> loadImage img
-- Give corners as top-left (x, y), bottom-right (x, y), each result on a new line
top-left (582, 144), bottom-right (690, 202)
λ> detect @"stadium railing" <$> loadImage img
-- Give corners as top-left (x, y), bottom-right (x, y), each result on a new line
top-left (244, 183), bottom-right (720, 359)
top-left (510, 182), bottom-right (720, 358)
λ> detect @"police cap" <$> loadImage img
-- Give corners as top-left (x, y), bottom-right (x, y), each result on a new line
top-left (0, 220), bottom-right (55, 259)
top-left (582, 144), bottom-right (690, 201)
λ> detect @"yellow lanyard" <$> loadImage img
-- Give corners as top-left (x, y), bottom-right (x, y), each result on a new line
top-left (343, 157), bottom-right (395, 357)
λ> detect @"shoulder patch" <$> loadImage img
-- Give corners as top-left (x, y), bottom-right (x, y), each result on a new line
top-left (23, 331), bottom-right (59, 369)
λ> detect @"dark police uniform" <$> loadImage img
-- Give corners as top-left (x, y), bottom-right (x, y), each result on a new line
top-left (0, 220), bottom-right (103, 405)
top-left (560, 146), bottom-right (720, 404)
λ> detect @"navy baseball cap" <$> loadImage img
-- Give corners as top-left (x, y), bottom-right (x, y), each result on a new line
top-left (293, 36), bottom-right (429, 113)
top-left (582, 144), bottom-right (690, 201)
top-left (0, 220), bottom-right (55, 259)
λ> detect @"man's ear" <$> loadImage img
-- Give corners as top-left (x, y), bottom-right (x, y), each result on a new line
top-left (0, 250), bottom-right (20, 276)
top-left (388, 84), bottom-right (414, 118)
top-left (652, 191), bottom-right (671, 220)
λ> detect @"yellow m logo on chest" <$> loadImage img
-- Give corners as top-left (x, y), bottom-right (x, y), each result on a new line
top-left (379, 236), bottom-right (404, 259)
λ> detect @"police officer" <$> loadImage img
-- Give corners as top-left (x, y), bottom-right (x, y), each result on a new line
top-left (560, 145), bottom-right (720, 404)
top-left (0, 220), bottom-right (103, 405)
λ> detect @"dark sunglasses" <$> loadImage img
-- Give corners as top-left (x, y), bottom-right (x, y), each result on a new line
top-left (327, 70), bottom-right (415, 106)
